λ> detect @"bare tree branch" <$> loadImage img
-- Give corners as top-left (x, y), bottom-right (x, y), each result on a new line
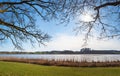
top-left (0, 0), bottom-right (120, 49)
top-left (94, 1), bottom-right (120, 10)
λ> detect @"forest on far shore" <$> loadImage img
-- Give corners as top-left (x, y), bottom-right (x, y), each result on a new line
top-left (0, 48), bottom-right (120, 54)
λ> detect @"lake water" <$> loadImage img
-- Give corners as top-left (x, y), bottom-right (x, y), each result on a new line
top-left (0, 54), bottom-right (120, 62)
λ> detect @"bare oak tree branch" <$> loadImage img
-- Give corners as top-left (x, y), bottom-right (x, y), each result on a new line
top-left (94, 1), bottom-right (120, 10)
top-left (0, 0), bottom-right (120, 49)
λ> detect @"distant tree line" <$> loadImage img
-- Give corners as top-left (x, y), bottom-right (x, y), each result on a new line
top-left (0, 48), bottom-right (120, 54)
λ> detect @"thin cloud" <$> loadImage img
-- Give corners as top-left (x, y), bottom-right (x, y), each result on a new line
top-left (38, 34), bottom-right (120, 51)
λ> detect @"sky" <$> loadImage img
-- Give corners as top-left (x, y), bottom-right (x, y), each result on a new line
top-left (0, 18), bottom-right (120, 52)
top-left (0, 1), bottom-right (120, 52)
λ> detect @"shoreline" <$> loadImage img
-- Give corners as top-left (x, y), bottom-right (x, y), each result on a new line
top-left (0, 53), bottom-right (120, 55)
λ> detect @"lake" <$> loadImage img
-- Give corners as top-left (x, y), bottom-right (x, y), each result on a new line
top-left (0, 54), bottom-right (120, 62)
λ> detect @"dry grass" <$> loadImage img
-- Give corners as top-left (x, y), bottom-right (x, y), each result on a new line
top-left (0, 57), bottom-right (120, 67)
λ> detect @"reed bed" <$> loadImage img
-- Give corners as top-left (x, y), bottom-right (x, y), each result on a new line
top-left (0, 57), bottom-right (120, 67)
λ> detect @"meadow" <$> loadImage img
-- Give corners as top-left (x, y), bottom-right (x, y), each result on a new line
top-left (0, 61), bottom-right (120, 76)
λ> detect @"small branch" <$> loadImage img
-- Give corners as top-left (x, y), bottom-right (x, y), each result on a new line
top-left (94, 1), bottom-right (120, 10)
top-left (0, 1), bottom-right (30, 5)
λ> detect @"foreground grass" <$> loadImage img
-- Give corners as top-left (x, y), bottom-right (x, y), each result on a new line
top-left (0, 61), bottom-right (120, 76)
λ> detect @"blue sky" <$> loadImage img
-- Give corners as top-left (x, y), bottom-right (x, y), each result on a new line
top-left (25, 15), bottom-right (120, 51)
top-left (0, 1), bottom-right (120, 51)
top-left (0, 17), bottom-right (120, 52)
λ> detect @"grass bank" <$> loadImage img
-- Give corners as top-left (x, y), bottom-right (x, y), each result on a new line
top-left (0, 61), bottom-right (120, 76)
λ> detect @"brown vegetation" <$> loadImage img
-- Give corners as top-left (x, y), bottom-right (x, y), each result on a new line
top-left (0, 57), bottom-right (120, 67)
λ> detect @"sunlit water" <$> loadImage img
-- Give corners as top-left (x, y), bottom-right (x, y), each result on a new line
top-left (0, 54), bottom-right (120, 62)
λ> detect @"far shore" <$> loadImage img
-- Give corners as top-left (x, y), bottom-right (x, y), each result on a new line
top-left (0, 57), bottom-right (120, 67)
top-left (0, 49), bottom-right (120, 54)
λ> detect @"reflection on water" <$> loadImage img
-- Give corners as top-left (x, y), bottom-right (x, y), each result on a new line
top-left (0, 54), bottom-right (120, 62)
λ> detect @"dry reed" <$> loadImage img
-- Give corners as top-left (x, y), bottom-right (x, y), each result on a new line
top-left (0, 57), bottom-right (120, 67)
